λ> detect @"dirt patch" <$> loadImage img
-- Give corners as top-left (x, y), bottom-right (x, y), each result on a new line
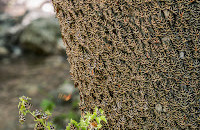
top-left (0, 56), bottom-right (74, 130)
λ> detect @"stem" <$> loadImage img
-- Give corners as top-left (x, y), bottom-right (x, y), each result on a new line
top-left (27, 110), bottom-right (47, 128)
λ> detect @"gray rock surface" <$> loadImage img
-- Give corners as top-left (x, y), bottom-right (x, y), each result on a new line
top-left (58, 81), bottom-right (76, 95)
top-left (20, 17), bottom-right (61, 54)
top-left (45, 55), bottom-right (65, 67)
top-left (0, 46), bottom-right (9, 56)
top-left (0, 14), bottom-right (17, 46)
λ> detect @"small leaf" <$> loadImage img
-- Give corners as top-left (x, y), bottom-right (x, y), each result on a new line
top-left (96, 117), bottom-right (101, 124)
top-left (95, 106), bottom-right (98, 112)
top-left (79, 119), bottom-right (86, 126)
top-left (66, 123), bottom-right (71, 130)
top-left (45, 110), bottom-right (52, 116)
top-left (91, 114), bottom-right (96, 120)
top-left (100, 116), bottom-right (107, 123)
top-left (70, 119), bottom-right (79, 128)
top-left (97, 124), bottom-right (102, 129)
top-left (84, 112), bottom-right (92, 118)
top-left (81, 128), bottom-right (87, 130)
top-left (99, 109), bottom-right (104, 114)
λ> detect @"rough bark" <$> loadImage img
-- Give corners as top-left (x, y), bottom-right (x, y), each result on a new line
top-left (52, 0), bottom-right (199, 129)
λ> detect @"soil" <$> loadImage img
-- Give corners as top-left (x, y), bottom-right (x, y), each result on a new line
top-left (0, 55), bottom-right (75, 130)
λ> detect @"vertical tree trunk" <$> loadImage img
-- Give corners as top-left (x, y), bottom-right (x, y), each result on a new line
top-left (52, 0), bottom-right (199, 129)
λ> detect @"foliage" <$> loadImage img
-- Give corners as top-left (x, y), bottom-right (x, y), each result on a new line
top-left (66, 111), bottom-right (80, 122)
top-left (18, 96), bottom-right (107, 130)
top-left (66, 106), bottom-right (107, 130)
top-left (18, 96), bottom-right (55, 130)
top-left (53, 114), bottom-right (68, 130)
top-left (72, 99), bottom-right (79, 109)
top-left (40, 99), bottom-right (55, 112)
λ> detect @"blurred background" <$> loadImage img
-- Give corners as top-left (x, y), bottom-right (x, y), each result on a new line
top-left (0, 0), bottom-right (80, 129)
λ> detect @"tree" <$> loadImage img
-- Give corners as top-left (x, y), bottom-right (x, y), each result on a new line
top-left (52, 0), bottom-right (199, 129)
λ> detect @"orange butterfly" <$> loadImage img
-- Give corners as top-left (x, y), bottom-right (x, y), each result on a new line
top-left (58, 93), bottom-right (72, 101)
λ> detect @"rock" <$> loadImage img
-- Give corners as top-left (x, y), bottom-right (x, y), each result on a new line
top-left (0, 14), bottom-right (16, 46)
top-left (11, 46), bottom-right (22, 57)
top-left (155, 104), bottom-right (162, 112)
top-left (41, 3), bottom-right (55, 14)
top-left (20, 17), bottom-right (61, 55)
top-left (0, 3), bottom-right (62, 57)
top-left (25, 0), bottom-right (47, 10)
top-left (0, 13), bottom-right (24, 55)
top-left (0, 46), bottom-right (9, 56)
top-left (5, 4), bottom-right (26, 17)
top-left (58, 81), bottom-right (75, 95)
top-left (8, 24), bottom-right (24, 35)
top-left (57, 38), bottom-right (66, 54)
top-left (45, 55), bottom-right (65, 67)
top-left (21, 10), bottom-right (54, 26)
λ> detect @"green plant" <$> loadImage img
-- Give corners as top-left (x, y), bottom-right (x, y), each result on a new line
top-left (53, 114), bottom-right (68, 129)
top-left (40, 99), bottom-right (55, 112)
top-left (18, 96), bottom-right (55, 130)
top-left (66, 111), bottom-right (80, 122)
top-left (72, 99), bottom-right (79, 109)
top-left (66, 106), bottom-right (107, 130)
top-left (18, 96), bottom-right (107, 130)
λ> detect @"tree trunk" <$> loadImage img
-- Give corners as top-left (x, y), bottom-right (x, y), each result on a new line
top-left (52, 0), bottom-right (199, 129)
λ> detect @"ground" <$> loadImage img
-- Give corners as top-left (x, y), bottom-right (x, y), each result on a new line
top-left (0, 55), bottom-right (77, 130)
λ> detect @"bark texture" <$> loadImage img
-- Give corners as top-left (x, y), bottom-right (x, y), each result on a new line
top-left (52, 0), bottom-right (199, 129)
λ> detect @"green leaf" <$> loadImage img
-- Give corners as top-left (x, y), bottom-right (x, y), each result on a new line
top-left (97, 124), bottom-right (102, 129)
top-left (46, 125), bottom-right (51, 130)
top-left (66, 123), bottom-right (71, 130)
top-left (99, 108), bottom-right (104, 114)
top-left (95, 106), bottom-right (98, 112)
top-left (84, 112), bottom-right (92, 118)
top-left (18, 102), bottom-right (21, 109)
top-left (91, 114), bottom-right (97, 120)
top-left (18, 96), bottom-right (108, 130)
top-left (84, 113), bottom-right (91, 122)
top-left (40, 99), bottom-right (55, 112)
top-left (70, 119), bottom-right (79, 128)
top-left (96, 117), bottom-right (101, 124)
top-left (100, 116), bottom-right (107, 123)
top-left (46, 122), bottom-right (54, 130)
top-left (79, 119), bottom-right (86, 126)
top-left (70, 119), bottom-right (77, 124)
top-left (45, 110), bottom-right (52, 116)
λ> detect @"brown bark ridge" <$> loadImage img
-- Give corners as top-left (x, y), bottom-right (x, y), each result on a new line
top-left (52, 0), bottom-right (199, 129)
